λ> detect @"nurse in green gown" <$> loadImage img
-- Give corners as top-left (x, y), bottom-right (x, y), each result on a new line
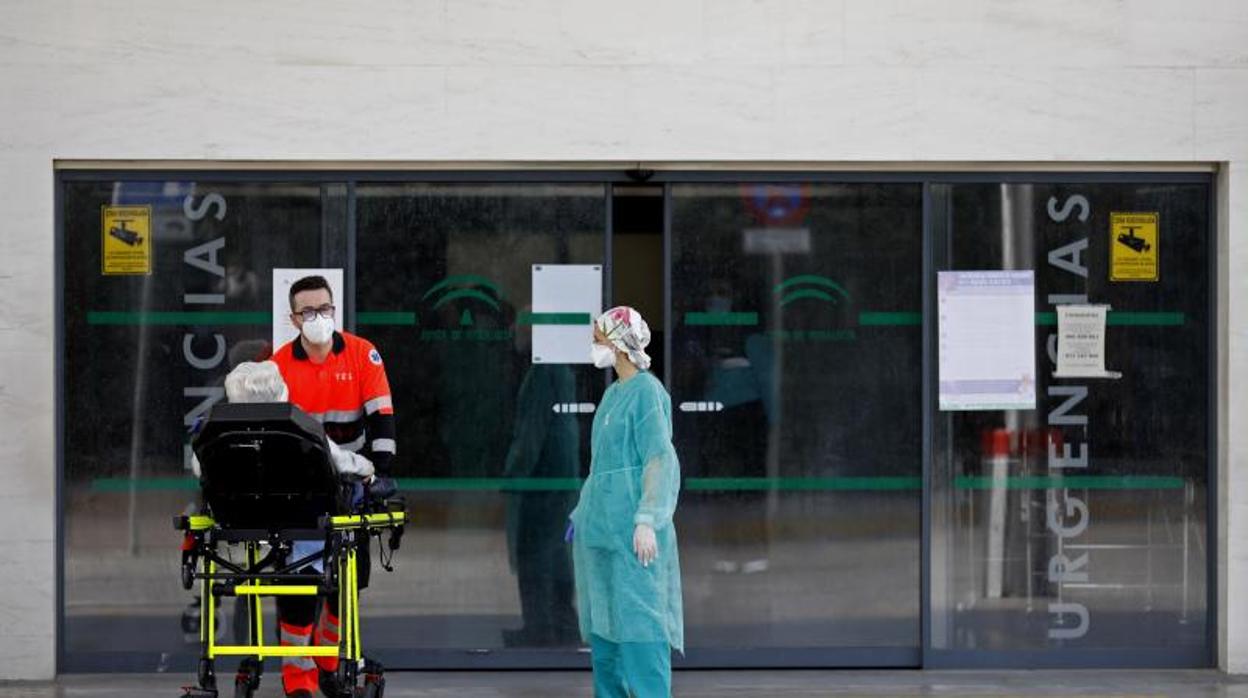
top-left (570, 306), bottom-right (684, 698)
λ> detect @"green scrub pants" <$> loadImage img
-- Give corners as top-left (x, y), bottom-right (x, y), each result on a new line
top-left (590, 633), bottom-right (671, 698)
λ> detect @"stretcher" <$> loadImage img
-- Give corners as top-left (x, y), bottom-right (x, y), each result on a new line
top-left (175, 402), bottom-right (405, 698)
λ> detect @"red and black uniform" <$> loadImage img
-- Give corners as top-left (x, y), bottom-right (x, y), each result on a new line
top-left (271, 329), bottom-right (396, 473)
top-left (271, 330), bottom-right (395, 696)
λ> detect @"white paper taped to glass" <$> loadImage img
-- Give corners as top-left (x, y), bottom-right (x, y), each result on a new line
top-left (937, 270), bottom-right (1037, 411)
top-left (530, 264), bottom-right (602, 364)
top-left (1054, 304), bottom-right (1121, 379)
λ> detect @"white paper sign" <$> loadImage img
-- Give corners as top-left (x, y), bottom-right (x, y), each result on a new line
top-left (1055, 305), bottom-right (1120, 378)
top-left (531, 264), bottom-right (602, 364)
top-left (272, 268), bottom-right (344, 352)
top-left (743, 227), bottom-right (811, 254)
top-left (938, 270), bottom-right (1037, 411)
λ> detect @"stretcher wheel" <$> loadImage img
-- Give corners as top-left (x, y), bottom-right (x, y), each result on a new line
top-left (233, 657), bottom-right (261, 697)
top-left (197, 658), bottom-right (216, 690)
top-left (357, 660), bottom-right (384, 698)
top-left (328, 661), bottom-right (357, 698)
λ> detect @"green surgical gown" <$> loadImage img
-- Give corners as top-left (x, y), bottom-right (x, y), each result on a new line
top-left (571, 371), bottom-right (684, 652)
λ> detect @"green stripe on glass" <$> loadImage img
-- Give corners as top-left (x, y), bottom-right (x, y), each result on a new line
top-left (89, 474), bottom-right (1187, 493)
top-left (1106, 312), bottom-right (1186, 326)
top-left (954, 475), bottom-right (1184, 490)
top-left (87, 311), bottom-right (272, 326)
top-left (686, 477), bottom-right (921, 491)
top-left (519, 312), bottom-right (592, 326)
top-left (1034, 312), bottom-right (1185, 327)
top-left (91, 477), bottom-right (200, 492)
top-left (858, 311), bottom-right (922, 326)
top-left (685, 312), bottom-right (760, 326)
top-left (356, 312), bottom-right (417, 326)
top-left (397, 477), bottom-right (584, 491)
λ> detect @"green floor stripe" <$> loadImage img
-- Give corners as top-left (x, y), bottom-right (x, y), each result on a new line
top-left (87, 311), bottom-right (271, 326)
top-left (519, 312), bottom-right (591, 326)
top-left (858, 311), bottom-right (922, 326)
top-left (685, 312), bottom-right (760, 326)
top-left (89, 474), bottom-right (1187, 494)
top-left (357, 311), bottom-right (417, 326)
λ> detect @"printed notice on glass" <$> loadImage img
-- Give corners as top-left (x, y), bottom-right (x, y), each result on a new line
top-left (938, 271), bottom-right (1037, 411)
top-left (1054, 305), bottom-right (1120, 379)
top-left (531, 264), bottom-right (602, 364)
top-left (273, 268), bottom-right (344, 352)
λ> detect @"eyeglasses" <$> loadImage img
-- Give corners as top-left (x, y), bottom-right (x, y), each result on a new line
top-left (294, 304), bottom-right (335, 322)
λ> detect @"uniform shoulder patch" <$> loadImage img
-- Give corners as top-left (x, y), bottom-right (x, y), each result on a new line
top-left (368, 348), bottom-right (383, 365)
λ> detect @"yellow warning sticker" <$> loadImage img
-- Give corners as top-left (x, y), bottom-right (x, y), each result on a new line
top-left (101, 205), bottom-right (152, 275)
top-left (1109, 212), bottom-right (1158, 282)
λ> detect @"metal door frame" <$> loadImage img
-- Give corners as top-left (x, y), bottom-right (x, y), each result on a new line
top-left (55, 168), bottom-right (1216, 672)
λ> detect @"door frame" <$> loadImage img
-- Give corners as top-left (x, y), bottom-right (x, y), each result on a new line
top-left (55, 168), bottom-right (1216, 672)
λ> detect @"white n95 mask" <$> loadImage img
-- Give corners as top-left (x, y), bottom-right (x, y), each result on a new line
top-left (591, 343), bottom-right (616, 369)
top-left (301, 314), bottom-right (335, 345)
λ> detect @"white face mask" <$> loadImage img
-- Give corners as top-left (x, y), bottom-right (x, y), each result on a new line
top-left (301, 314), bottom-right (335, 345)
top-left (591, 343), bottom-right (617, 369)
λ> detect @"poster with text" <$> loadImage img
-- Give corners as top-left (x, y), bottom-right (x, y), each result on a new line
top-left (938, 270), bottom-right (1037, 411)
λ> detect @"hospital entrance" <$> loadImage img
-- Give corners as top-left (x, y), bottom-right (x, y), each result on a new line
top-left (60, 172), bottom-right (1212, 670)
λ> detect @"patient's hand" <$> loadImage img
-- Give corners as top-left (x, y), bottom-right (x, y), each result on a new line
top-left (327, 440), bottom-right (375, 478)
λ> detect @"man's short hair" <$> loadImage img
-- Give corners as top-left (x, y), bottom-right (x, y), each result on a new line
top-left (289, 275), bottom-right (333, 310)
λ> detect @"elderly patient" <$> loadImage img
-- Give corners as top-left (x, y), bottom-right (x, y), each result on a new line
top-left (197, 359), bottom-right (378, 698)
top-left (192, 360), bottom-right (375, 480)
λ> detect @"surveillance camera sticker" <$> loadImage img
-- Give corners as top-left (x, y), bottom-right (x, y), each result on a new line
top-left (101, 205), bottom-right (152, 275)
top-left (1110, 212), bottom-right (1159, 282)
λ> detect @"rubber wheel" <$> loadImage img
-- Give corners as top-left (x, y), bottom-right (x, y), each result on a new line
top-left (233, 657), bottom-right (260, 697)
top-left (332, 662), bottom-right (356, 698)
top-left (197, 658), bottom-right (216, 690)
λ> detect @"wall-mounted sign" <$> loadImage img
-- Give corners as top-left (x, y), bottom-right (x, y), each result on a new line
top-left (1109, 212), bottom-right (1158, 282)
top-left (744, 227), bottom-right (811, 254)
top-left (101, 205), bottom-right (152, 275)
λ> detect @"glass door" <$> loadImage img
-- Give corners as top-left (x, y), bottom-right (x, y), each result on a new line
top-left (926, 179), bottom-right (1213, 667)
top-left (58, 171), bottom-right (1214, 672)
top-left (667, 180), bottom-right (925, 665)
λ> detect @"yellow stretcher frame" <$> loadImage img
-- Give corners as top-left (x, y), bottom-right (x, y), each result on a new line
top-left (187, 512), bottom-right (406, 663)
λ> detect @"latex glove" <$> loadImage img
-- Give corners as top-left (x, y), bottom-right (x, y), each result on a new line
top-left (633, 523), bottom-right (657, 567)
top-left (366, 475), bottom-right (397, 500)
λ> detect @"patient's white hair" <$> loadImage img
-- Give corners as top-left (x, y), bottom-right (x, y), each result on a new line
top-left (207, 360), bottom-right (374, 480)
top-left (224, 361), bottom-right (289, 403)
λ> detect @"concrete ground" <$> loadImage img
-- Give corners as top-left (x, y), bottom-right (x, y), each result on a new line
top-left (2, 671), bottom-right (1247, 697)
